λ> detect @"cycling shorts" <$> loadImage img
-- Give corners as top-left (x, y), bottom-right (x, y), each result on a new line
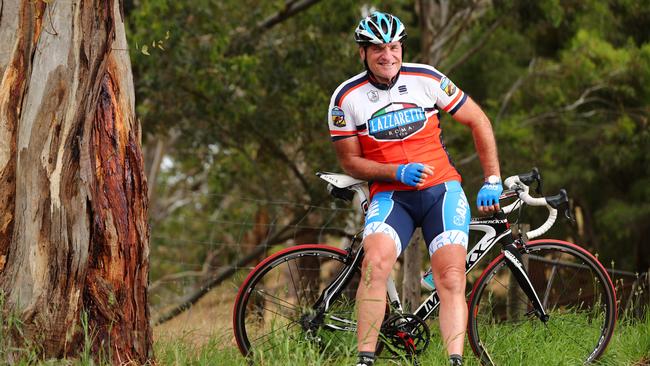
top-left (363, 180), bottom-right (470, 257)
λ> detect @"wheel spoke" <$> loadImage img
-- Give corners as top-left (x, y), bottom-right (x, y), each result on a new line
top-left (253, 289), bottom-right (301, 314)
top-left (250, 319), bottom-right (301, 346)
top-left (286, 260), bottom-right (304, 308)
top-left (234, 247), bottom-right (362, 358)
top-left (545, 320), bottom-right (599, 355)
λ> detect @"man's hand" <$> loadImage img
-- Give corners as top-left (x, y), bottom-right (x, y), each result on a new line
top-left (476, 179), bottom-right (503, 213)
top-left (396, 163), bottom-right (434, 187)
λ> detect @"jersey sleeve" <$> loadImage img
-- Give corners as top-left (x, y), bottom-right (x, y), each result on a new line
top-left (432, 72), bottom-right (467, 115)
top-left (327, 94), bottom-right (357, 142)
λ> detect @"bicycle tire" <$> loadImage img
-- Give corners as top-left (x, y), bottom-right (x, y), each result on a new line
top-left (467, 239), bottom-right (617, 365)
top-left (233, 244), bottom-right (362, 357)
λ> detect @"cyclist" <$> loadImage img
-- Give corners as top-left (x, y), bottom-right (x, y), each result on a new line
top-left (327, 11), bottom-right (502, 366)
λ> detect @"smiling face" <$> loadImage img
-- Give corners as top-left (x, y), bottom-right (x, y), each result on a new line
top-left (360, 41), bottom-right (403, 84)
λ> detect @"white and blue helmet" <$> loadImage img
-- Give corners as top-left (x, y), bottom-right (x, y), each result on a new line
top-left (354, 11), bottom-right (407, 45)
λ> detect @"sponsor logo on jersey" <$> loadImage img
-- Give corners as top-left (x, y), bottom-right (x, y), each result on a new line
top-left (367, 90), bottom-right (379, 102)
top-left (440, 77), bottom-right (457, 97)
top-left (331, 106), bottom-right (346, 127)
top-left (398, 85), bottom-right (408, 95)
top-left (367, 102), bottom-right (427, 140)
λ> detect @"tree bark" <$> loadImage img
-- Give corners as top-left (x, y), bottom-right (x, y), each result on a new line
top-left (402, 229), bottom-right (423, 312)
top-left (0, 1), bottom-right (151, 363)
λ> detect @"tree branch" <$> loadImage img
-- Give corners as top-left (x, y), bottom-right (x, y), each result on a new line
top-left (257, 0), bottom-right (322, 31)
top-left (445, 17), bottom-right (504, 74)
top-left (436, 1), bottom-right (482, 63)
top-left (495, 58), bottom-right (537, 122)
top-left (248, 126), bottom-right (313, 196)
top-left (227, 0), bottom-right (323, 56)
top-left (152, 201), bottom-right (328, 325)
top-left (149, 270), bottom-right (204, 292)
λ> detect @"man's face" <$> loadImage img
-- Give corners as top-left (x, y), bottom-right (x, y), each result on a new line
top-left (360, 41), bottom-right (402, 84)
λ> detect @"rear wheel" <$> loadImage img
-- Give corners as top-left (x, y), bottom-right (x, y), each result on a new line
top-left (468, 240), bottom-right (617, 365)
top-left (233, 245), bottom-right (361, 358)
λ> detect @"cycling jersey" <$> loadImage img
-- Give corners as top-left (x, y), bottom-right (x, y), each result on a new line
top-left (328, 63), bottom-right (468, 199)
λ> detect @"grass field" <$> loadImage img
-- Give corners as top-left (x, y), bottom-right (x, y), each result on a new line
top-left (154, 314), bottom-right (650, 366)
top-left (152, 282), bottom-right (650, 366)
top-left (2, 281), bottom-right (649, 365)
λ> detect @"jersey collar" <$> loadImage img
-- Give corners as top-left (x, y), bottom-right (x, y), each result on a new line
top-left (366, 70), bottom-right (401, 90)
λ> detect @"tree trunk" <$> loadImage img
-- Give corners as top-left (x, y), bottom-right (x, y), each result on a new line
top-left (0, 1), bottom-right (152, 363)
top-left (401, 229), bottom-right (423, 312)
top-left (416, 0), bottom-right (449, 65)
top-left (635, 220), bottom-right (650, 273)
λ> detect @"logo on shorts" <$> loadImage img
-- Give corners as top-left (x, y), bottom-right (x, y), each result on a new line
top-left (331, 106), bottom-right (346, 127)
top-left (366, 201), bottom-right (380, 219)
top-left (453, 193), bottom-right (469, 226)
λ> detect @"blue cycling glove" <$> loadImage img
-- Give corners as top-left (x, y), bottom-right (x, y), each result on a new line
top-left (476, 179), bottom-right (503, 207)
top-left (396, 163), bottom-right (425, 187)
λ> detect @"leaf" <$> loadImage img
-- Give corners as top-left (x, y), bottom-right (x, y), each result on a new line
top-left (141, 45), bottom-right (150, 56)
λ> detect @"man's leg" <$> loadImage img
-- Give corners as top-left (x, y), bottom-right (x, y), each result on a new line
top-left (430, 244), bottom-right (468, 356)
top-left (356, 233), bottom-right (397, 353)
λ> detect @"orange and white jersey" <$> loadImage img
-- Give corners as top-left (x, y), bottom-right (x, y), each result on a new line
top-left (327, 62), bottom-right (468, 198)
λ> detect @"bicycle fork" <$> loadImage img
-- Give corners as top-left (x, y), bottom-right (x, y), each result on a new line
top-left (501, 237), bottom-right (550, 322)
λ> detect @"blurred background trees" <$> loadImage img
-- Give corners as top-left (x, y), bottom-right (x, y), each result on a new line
top-left (125, 0), bottom-right (648, 316)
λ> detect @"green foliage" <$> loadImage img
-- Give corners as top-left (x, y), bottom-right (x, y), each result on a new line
top-left (129, 0), bottom-right (377, 305)
top-left (447, 0), bottom-right (650, 269)
top-left (127, 0), bottom-right (650, 309)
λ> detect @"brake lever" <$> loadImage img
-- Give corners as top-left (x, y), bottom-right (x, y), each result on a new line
top-left (563, 203), bottom-right (576, 223)
top-left (518, 168), bottom-right (543, 195)
top-left (565, 210), bottom-right (575, 223)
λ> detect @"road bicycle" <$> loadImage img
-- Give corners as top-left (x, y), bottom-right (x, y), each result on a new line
top-left (233, 169), bottom-right (617, 365)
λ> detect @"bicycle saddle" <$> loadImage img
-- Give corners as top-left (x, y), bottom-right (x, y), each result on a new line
top-left (316, 172), bottom-right (365, 189)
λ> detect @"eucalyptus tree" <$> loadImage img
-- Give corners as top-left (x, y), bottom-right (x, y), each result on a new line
top-left (0, 1), bottom-right (151, 362)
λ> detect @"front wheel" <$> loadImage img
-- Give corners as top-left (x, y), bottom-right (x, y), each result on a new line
top-left (232, 244), bottom-right (361, 358)
top-left (467, 239), bottom-right (617, 365)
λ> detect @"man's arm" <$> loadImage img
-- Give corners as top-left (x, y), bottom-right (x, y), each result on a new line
top-left (451, 97), bottom-right (502, 213)
top-left (333, 137), bottom-right (433, 185)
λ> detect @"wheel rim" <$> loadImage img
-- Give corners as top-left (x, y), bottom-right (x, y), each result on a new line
top-left (469, 243), bottom-right (615, 365)
top-left (236, 248), bottom-right (360, 357)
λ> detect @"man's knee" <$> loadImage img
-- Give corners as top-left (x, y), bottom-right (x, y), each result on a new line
top-left (361, 234), bottom-right (397, 283)
top-left (435, 265), bottom-right (466, 294)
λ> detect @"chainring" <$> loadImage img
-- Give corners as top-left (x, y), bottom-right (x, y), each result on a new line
top-left (379, 313), bottom-right (431, 356)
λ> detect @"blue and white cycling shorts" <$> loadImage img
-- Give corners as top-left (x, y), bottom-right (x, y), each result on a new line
top-left (363, 180), bottom-right (470, 257)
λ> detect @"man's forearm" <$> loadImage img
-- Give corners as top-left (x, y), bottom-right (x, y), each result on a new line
top-left (471, 118), bottom-right (500, 179)
top-left (339, 155), bottom-right (398, 182)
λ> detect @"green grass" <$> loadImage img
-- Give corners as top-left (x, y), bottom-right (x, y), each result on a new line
top-left (596, 315), bottom-right (650, 365)
top-left (1, 310), bottom-right (648, 365)
top-left (153, 314), bottom-right (650, 366)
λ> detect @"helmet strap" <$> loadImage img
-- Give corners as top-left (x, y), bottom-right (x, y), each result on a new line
top-left (361, 45), bottom-right (371, 73)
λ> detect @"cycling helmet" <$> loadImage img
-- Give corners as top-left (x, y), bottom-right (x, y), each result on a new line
top-left (354, 11), bottom-right (407, 45)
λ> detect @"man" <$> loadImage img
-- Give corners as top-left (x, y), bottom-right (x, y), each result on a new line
top-left (327, 12), bottom-right (502, 366)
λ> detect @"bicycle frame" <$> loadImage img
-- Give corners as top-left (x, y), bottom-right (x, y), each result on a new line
top-left (313, 211), bottom-right (549, 331)
top-left (415, 212), bottom-right (547, 321)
